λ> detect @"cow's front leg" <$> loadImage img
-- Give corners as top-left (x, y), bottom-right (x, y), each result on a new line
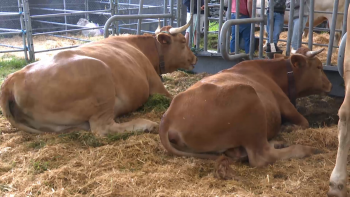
top-left (148, 74), bottom-right (173, 100)
top-left (280, 100), bottom-right (309, 129)
top-left (328, 106), bottom-right (350, 197)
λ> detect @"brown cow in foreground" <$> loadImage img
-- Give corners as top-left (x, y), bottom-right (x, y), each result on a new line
top-left (0, 16), bottom-right (197, 137)
top-left (159, 47), bottom-right (332, 178)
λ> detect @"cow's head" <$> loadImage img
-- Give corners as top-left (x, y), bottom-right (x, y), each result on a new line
top-left (153, 15), bottom-right (198, 73)
top-left (289, 47), bottom-right (332, 97)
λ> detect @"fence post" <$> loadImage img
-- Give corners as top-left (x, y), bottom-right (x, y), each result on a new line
top-left (196, 0), bottom-right (201, 50)
top-left (137, 0), bottom-right (144, 35)
top-left (249, 0), bottom-right (257, 59)
top-left (286, 0), bottom-right (295, 56)
top-left (341, 0), bottom-right (349, 37)
top-left (258, 0), bottom-right (265, 58)
top-left (326, 0), bottom-right (339, 66)
top-left (18, 0), bottom-right (28, 62)
top-left (308, 0), bottom-right (314, 50)
top-left (23, 0), bottom-right (35, 62)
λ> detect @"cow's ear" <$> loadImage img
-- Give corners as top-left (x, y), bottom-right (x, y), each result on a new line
top-left (290, 54), bottom-right (307, 69)
top-left (157, 33), bottom-right (172, 44)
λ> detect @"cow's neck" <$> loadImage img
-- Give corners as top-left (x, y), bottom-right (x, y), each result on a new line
top-left (266, 59), bottom-right (297, 106)
top-left (125, 35), bottom-right (165, 78)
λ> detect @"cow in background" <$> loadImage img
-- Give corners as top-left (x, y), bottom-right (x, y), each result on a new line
top-left (0, 16), bottom-right (197, 137)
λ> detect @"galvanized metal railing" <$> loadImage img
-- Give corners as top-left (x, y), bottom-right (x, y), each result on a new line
top-left (1, 0), bottom-right (181, 62)
top-left (0, 0), bottom-right (28, 62)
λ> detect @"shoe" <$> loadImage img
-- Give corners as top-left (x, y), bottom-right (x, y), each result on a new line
top-left (266, 43), bottom-right (283, 53)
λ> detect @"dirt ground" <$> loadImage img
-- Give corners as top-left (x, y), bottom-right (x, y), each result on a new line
top-left (0, 70), bottom-right (346, 197)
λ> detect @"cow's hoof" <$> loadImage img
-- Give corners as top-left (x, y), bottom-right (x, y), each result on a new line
top-left (214, 155), bottom-right (237, 180)
top-left (327, 181), bottom-right (347, 197)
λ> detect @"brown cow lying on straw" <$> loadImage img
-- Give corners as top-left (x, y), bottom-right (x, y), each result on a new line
top-left (0, 15), bottom-right (197, 137)
top-left (159, 47), bottom-right (332, 179)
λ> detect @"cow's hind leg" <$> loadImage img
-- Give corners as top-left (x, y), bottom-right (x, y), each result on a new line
top-left (90, 115), bottom-right (158, 137)
top-left (245, 138), bottom-right (321, 167)
top-left (88, 97), bottom-right (157, 137)
top-left (328, 104), bottom-right (350, 197)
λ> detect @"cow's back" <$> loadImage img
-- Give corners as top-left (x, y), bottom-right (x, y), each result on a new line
top-left (163, 70), bottom-right (282, 151)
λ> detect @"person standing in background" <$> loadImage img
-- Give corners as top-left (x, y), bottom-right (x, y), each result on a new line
top-left (286, 0), bottom-right (310, 54)
top-left (183, 0), bottom-right (205, 47)
top-left (265, 0), bottom-right (287, 53)
top-left (230, 0), bottom-right (253, 54)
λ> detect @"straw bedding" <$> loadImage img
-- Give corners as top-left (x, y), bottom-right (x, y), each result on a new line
top-left (0, 69), bottom-right (346, 197)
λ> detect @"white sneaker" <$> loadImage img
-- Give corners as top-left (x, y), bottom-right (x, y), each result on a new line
top-left (291, 49), bottom-right (297, 54)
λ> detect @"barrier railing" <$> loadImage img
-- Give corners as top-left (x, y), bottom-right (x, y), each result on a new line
top-left (0, 0), bottom-right (28, 62)
top-left (0, 0), bottom-right (180, 62)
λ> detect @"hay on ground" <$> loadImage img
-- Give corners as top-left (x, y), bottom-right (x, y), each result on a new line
top-left (0, 71), bottom-right (346, 197)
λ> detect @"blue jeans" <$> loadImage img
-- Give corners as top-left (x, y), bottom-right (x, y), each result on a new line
top-left (291, 16), bottom-right (308, 50)
top-left (230, 13), bottom-right (251, 54)
top-left (266, 11), bottom-right (284, 44)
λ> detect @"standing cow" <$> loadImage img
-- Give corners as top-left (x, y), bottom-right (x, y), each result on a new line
top-left (0, 16), bottom-right (197, 137)
top-left (328, 5), bottom-right (350, 197)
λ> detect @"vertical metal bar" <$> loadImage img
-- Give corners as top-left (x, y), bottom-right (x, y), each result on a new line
top-left (23, 0), bottom-right (35, 61)
top-left (249, 0), bottom-right (257, 59)
top-left (297, 0), bottom-right (304, 49)
top-left (115, 0), bottom-right (119, 34)
top-left (268, 0), bottom-right (274, 43)
top-left (163, 0), bottom-right (168, 26)
top-left (85, 0), bottom-right (88, 19)
top-left (196, 0), bottom-right (201, 50)
top-left (258, 0), bottom-right (265, 58)
top-left (308, 0), bottom-right (314, 50)
top-left (170, 0), bottom-right (174, 26)
top-left (86, 0), bottom-right (90, 20)
top-left (128, 0), bottom-right (131, 28)
top-left (189, 0), bottom-right (194, 47)
top-left (18, 0), bottom-right (28, 62)
top-left (204, 0), bottom-right (209, 51)
top-left (137, 0), bottom-right (144, 35)
top-left (226, 0), bottom-right (232, 53)
top-left (234, 0), bottom-right (240, 54)
top-left (217, 0), bottom-right (224, 52)
top-left (286, 0), bottom-right (295, 56)
top-left (110, 0), bottom-right (116, 35)
top-left (177, 0), bottom-right (181, 27)
top-left (341, 0), bottom-right (350, 37)
top-left (326, 0), bottom-right (339, 66)
top-left (63, 0), bottom-right (67, 35)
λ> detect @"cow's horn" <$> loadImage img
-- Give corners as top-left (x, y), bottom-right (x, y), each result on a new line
top-left (306, 48), bottom-right (325, 58)
top-left (169, 14), bottom-right (193, 34)
top-left (155, 18), bottom-right (161, 34)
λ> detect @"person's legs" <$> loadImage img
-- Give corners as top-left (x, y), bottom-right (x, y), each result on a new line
top-left (240, 20), bottom-right (251, 54)
top-left (273, 12), bottom-right (284, 44)
top-left (230, 13), bottom-right (237, 53)
top-left (266, 11), bottom-right (271, 43)
top-left (291, 16), bottom-right (308, 52)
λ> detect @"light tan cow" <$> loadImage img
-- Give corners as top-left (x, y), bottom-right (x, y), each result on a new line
top-left (0, 16), bottom-right (197, 137)
top-left (328, 5), bottom-right (350, 197)
top-left (159, 47), bottom-right (332, 178)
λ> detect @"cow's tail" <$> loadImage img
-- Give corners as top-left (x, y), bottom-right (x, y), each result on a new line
top-left (0, 75), bottom-right (43, 134)
top-left (159, 116), bottom-right (219, 160)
